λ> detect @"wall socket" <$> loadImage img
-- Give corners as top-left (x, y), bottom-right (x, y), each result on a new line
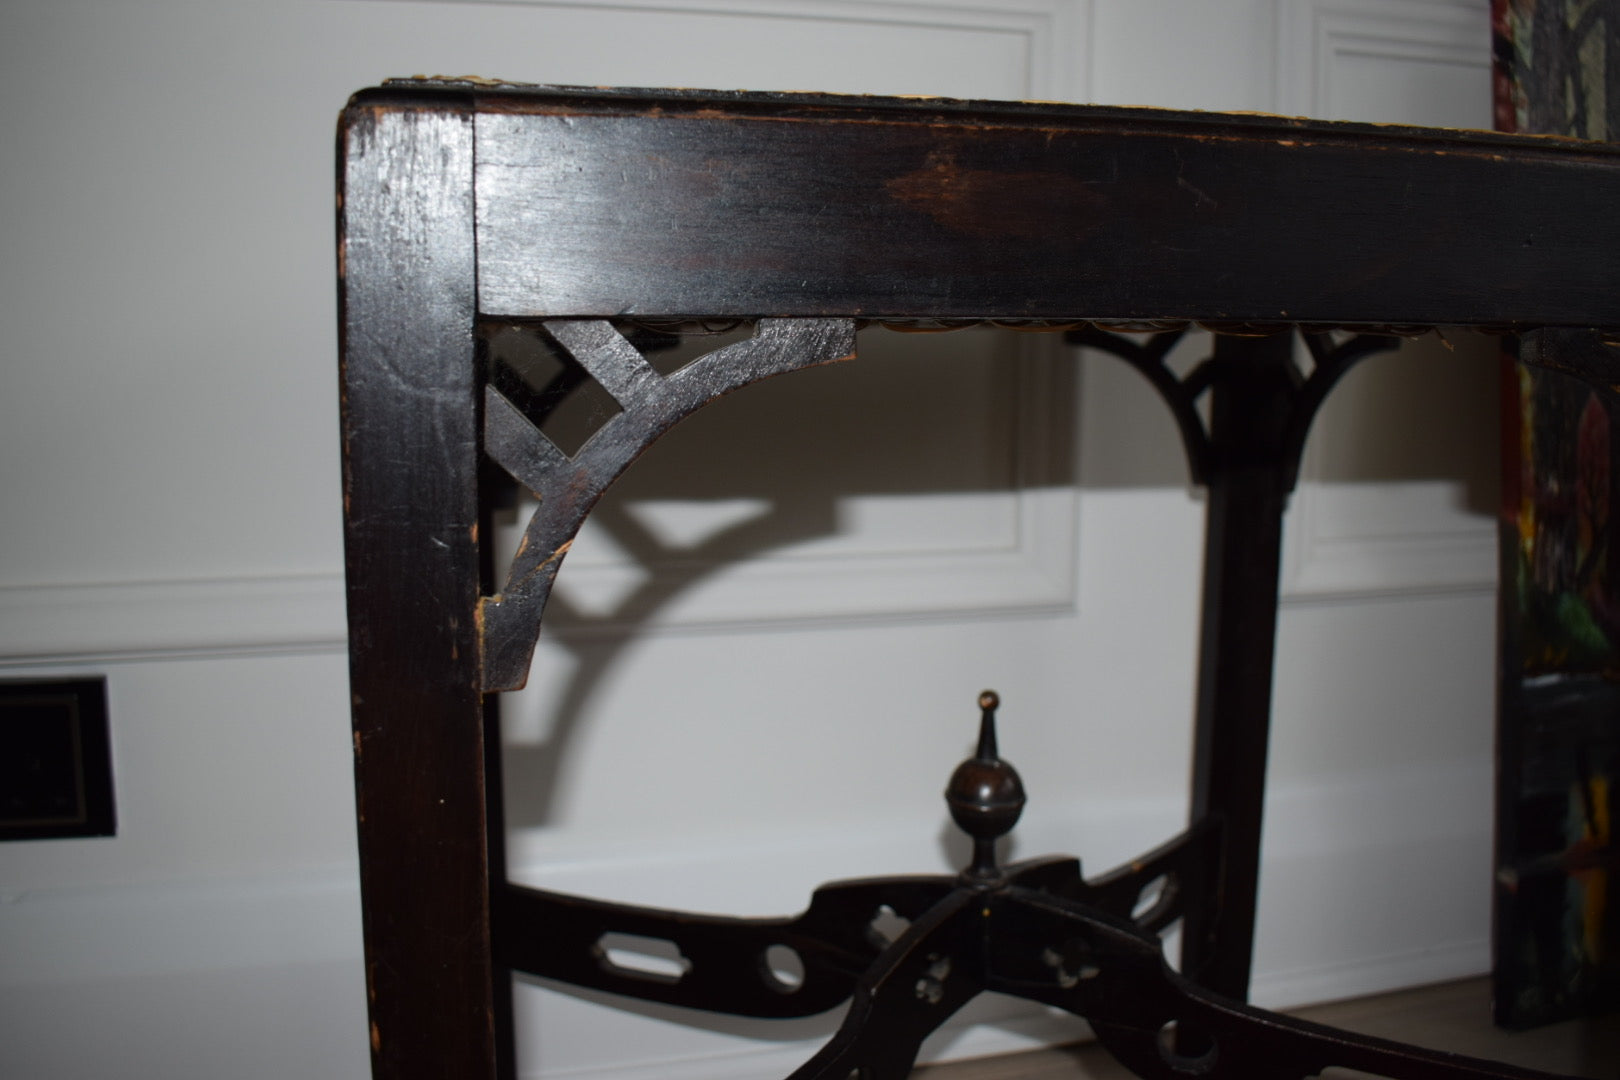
top-left (0, 678), bottom-right (114, 840)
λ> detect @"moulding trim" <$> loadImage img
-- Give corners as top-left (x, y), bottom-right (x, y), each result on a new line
top-left (1281, 480), bottom-right (1496, 601)
top-left (1, 348), bottom-right (1080, 662)
top-left (368, 0), bottom-right (1092, 101)
top-left (0, 574), bottom-right (349, 666)
top-left (1276, 0), bottom-right (1491, 119)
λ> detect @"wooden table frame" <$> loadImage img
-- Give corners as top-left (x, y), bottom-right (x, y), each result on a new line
top-left (337, 80), bottom-right (1620, 1080)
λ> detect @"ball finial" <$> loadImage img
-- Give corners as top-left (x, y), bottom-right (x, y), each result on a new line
top-left (944, 690), bottom-right (1025, 883)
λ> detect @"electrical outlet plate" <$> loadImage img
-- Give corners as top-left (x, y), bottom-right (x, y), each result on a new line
top-left (0, 678), bottom-right (114, 840)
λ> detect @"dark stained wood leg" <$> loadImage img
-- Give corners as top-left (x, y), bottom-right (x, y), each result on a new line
top-left (1180, 332), bottom-right (1298, 1001)
top-left (485, 697), bottom-right (518, 1080)
top-left (339, 97), bottom-right (495, 1080)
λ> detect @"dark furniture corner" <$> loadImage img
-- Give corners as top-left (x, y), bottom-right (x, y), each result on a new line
top-left (337, 81), bottom-right (1620, 1080)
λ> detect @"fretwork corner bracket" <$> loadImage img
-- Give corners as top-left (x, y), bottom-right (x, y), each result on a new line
top-left (1068, 326), bottom-right (1401, 495)
top-left (478, 316), bottom-right (857, 692)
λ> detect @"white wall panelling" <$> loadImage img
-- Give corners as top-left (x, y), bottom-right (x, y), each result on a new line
top-left (530, 330), bottom-right (1080, 634)
top-left (1273, 1), bottom-right (1499, 601)
top-left (1090, 0), bottom-right (1278, 113)
top-left (1282, 332), bottom-right (1501, 601)
top-left (0, 575), bottom-right (346, 665)
top-left (0, 2), bottom-right (1507, 1078)
top-left (414, 0), bottom-right (1094, 104)
top-left (0, 651), bottom-right (367, 1076)
top-left (1276, 0), bottom-right (1493, 124)
top-left (0, 0), bottom-right (1088, 598)
top-left (1282, 477), bottom-right (1499, 599)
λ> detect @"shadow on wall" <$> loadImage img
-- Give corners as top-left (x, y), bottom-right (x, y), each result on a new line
top-left (489, 322), bottom-right (1501, 832)
top-left (492, 322), bottom-right (1070, 832)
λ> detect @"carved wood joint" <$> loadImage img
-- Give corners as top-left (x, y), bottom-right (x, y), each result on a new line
top-left (478, 317), bottom-right (856, 692)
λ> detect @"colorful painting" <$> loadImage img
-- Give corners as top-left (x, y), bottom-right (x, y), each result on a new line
top-left (1494, 0), bottom-right (1620, 1029)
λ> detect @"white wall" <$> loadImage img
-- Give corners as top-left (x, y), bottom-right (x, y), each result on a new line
top-left (0, 2), bottom-right (1501, 1078)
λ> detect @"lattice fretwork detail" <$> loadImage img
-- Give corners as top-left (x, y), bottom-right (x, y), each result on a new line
top-left (480, 317), bottom-right (857, 691)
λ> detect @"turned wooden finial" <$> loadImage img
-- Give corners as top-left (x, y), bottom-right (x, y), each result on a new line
top-left (944, 690), bottom-right (1025, 883)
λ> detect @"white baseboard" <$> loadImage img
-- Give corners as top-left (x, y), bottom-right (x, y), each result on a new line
top-left (1252, 937), bottom-right (1489, 1014)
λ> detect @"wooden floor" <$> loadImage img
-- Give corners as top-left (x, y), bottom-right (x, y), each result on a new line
top-left (914, 979), bottom-right (1620, 1079)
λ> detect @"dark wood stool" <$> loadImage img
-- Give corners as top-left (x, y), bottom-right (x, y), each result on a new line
top-left (337, 80), bottom-right (1620, 1080)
